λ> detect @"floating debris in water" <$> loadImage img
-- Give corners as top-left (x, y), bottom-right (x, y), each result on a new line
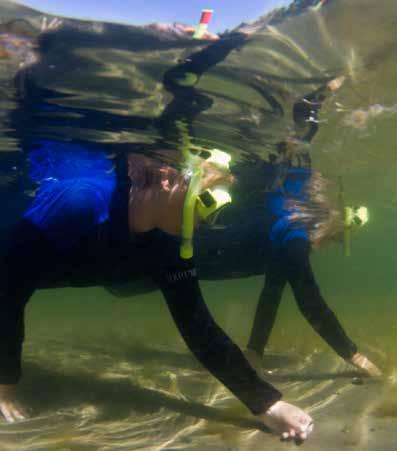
top-left (343, 104), bottom-right (397, 129)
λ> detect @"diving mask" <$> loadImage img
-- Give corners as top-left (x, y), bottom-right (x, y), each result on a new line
top-left (344, 206), bottom-right (369, 230)
top-left (197, 185), bottom-right (232, 224)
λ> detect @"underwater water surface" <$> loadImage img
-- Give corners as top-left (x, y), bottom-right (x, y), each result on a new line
top-left (0, 0), bottom-right (397, 449)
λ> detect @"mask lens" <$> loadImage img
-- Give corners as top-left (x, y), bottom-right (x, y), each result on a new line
top-left (198, 149), bottom-right (212, 160)
top-left (205, 204), bottom-right (227, 226)
top-left (353, 215), bottom-right (362, 226)
top-left (198, 190), bottom-right (215, 208)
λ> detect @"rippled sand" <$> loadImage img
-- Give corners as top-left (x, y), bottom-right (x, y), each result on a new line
top-left (0, 334), bottom-right (392, 451)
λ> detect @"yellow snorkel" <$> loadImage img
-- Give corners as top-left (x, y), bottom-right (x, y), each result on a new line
top-left (180, 151), bottom-right (203, 260)
top-left (178, 123), bottom-right (232, 259)
top-left (338, 177), bottom-right (369, 256)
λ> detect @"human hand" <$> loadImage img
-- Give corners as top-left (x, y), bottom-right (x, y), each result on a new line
top-left (0, 384), bottom-right (27, 423)
top-left (257, 400), bottom-right (313, 442)
top-left (41, 17), bottom-right (63, 33)
top-left (349, 352), bottom-right (382, 377)
top-left (327, 75), bottom-right (345, 91)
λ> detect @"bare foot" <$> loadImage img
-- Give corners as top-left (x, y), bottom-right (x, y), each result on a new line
top-left (349, 352), bottom-right (382, 377)
top-left (257, 400), bottom-right (313, 441)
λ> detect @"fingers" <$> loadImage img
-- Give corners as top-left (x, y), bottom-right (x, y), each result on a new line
top-left (0, 401), bottom-right (27, 423)
top-left (1, 403), bottom-right (15, 423)
top-left (40, 17), bottom-right (47, 32)
top-left (13, 404), bottom-right (27, 421)
top-left (41, 17), bottom-right (63, 33)
top-left (261, 401), bottom-right (313, 442)
top-left (48, 18), bottom-right (62, 30)
top-left (350, 353), bottom-right (382, 377)
top-left (281, 422), bottom-right (313, 442)
top-left (368, 363), bottom-right (382, 377)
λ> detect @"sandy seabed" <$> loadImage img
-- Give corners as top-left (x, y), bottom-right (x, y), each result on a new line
top-left (0, 335), bottom-right (394, 451)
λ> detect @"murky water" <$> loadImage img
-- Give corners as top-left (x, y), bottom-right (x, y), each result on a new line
top-left (1, 0), bottom-right (397, 449)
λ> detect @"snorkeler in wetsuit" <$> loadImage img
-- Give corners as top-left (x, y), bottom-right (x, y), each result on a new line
top-left (11, 22), bottom-right (376, 380)
top-left (0, 139), bottom-right (315, 440)
top-left (243, 79), bottom-right (382, 377)
top-left (0, 15), bottom-right (320, 438)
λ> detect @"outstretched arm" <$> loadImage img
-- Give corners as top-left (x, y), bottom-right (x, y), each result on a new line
top-left (282, 238), bottom-right (358, 358)
top-left (282, 238), bottom-right (381, 376)
top-left (150, 231), bottom-right (313, 440)
top-left (0, 220), bottom-right (56, 421)
top-left (155, 261), bottom-right (282, 414)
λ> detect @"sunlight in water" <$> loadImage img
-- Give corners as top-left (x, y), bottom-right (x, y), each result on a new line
top-left (0, 0), bottom-right (397, 449)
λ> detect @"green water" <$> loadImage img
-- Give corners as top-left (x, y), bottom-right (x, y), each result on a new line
top-left (1, 0), bottom-right (397, 449)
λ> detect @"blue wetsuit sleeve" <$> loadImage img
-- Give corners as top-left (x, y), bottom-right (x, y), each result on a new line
top-left (151, 233), bottom-right (282, 414)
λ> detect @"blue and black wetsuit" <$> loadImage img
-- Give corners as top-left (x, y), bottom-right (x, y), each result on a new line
top-left (0, 141), bottom-right (282, 415)
top-left (245, 84), bottom-right (358, 359)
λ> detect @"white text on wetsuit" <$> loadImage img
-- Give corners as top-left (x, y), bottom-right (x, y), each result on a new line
top-left (165, 268), bottom-right (197, 283)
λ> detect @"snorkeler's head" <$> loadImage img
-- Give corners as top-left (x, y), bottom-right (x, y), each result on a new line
top-left (290, 173), bottom-right (369, 255)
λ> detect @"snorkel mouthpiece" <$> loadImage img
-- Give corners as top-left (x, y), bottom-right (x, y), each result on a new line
top-left (180, 147), bottom-right (232, 259)
top-left (344, 206), bottom-right (369, 256)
